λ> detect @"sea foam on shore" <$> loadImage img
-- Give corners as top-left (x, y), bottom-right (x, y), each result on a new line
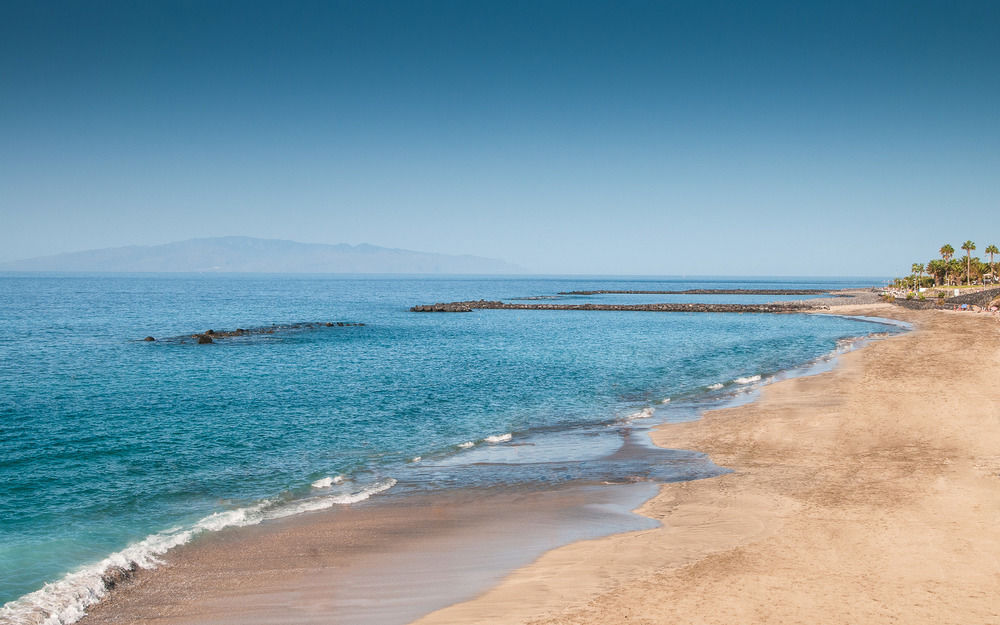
top-left (0, 479), bottom-right (397, 625)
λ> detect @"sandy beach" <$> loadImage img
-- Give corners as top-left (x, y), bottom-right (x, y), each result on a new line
top-left (415, 304), bottom-right (1000, 625)
top-left (75, 302), bottom-right (1000, 625)
top-left (8, 3), bottom-right (1000, 623)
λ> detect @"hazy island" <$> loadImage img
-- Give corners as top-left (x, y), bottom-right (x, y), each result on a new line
top-left (0, 237), bottom-right (524, 275)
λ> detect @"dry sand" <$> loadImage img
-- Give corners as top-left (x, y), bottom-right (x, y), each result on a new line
top-left (414, 304), bottom-right (1000, 625)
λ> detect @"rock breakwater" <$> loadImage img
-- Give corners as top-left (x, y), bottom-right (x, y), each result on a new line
top-left (557, 289), bottom-right (831, 296)
top-left (410, 300), bottom-right (817, 313)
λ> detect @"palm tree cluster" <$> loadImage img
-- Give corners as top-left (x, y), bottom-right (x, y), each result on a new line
top-left (897, 241), bottom-right (999, 290)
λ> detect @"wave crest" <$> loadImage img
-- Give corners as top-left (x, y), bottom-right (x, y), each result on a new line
top-left (621, 407), bottom-right (655, 423)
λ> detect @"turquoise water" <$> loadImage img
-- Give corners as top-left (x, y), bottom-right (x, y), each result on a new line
top-left (0, 275), bottom-right (893, 621)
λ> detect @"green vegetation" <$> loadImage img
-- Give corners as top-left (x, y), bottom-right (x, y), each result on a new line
top-left (892, 241), bottom-right (998, 293)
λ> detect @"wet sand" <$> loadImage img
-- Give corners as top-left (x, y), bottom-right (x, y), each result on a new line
top-left (415, 304), bottom-right (1000, 625)
top-left (77, 484), bottom-right (661, 625)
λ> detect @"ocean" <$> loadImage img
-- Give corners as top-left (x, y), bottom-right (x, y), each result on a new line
top-left (0, 275), bottom-right (899, 623)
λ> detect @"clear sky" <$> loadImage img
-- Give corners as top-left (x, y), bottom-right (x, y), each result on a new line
top-left (1, 0), bottom-right (998, 275)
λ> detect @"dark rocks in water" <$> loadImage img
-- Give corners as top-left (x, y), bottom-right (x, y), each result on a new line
top-left (143, 336), bottom-right (155, 342)
top-left (101, 562), bottom-right (138, 590)
top-left (411, 300), bottom-right (817, 314)
top-left (151, 321), bottom-right (365, 344)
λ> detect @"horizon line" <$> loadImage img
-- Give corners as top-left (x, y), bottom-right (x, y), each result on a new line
top-left (0, 270), bottom-right (890, 280)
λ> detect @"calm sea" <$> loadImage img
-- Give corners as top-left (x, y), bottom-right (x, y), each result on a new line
top-left (0, 275), bottom-right (896, 623)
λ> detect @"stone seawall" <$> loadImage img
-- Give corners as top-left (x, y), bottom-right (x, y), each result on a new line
top-left (893, 287), bottom-right (1000, 310)
top-left (947, 287), bottom-right (1000, 307)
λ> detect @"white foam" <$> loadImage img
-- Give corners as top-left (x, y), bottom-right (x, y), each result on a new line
top-left (458, 441), bottom-right (475, 449)
top-left (266, 479), bottom-right (397, 519)
top-left (707, 383), bottom-right (724, 390)
top-left (484, 433), bottom-right (512, 444)
top-left (660, 397), bottom-right (671, 404)
top-left (734, 375), bottom-right (761, 385)
top-left (0, 501), bottom-right (269, 625)
top-left (622, 407), bottom-right (655, 422)
top-left (310, 475), bottom-right (345, 489)
top-left (411, 456), bottom-right (421, 462)
top-left (0, 478), bottom-right (396, 625)
top-left (835, 335), bottom-right (870, 354)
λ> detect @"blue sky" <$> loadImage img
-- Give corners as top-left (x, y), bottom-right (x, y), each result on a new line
top-left (1, 0), bottom-right (998, 275)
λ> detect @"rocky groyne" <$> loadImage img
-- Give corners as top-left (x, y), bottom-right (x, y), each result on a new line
top-left (557, 289), bottom-right (832, 296)
top-left (410, 300), bottom-right (818, 313)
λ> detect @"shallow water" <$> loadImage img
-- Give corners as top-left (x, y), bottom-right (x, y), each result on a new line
top-left (0, 274), bottom-right (893, 620)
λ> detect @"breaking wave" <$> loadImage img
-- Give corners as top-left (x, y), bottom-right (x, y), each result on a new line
top-left (0, 478), bottom-right (396, 625)
top-left (621, 407), bottom-right (655, 423)
top-left (310, 475), bottom-right (345, 489)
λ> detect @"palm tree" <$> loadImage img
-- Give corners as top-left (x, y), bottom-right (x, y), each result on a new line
top-left (986, 244), bottom-right (999, 283)
top-left (948, 259), bottom-right (964, 286)
top-left (927, 259), bottom-right (947, 286)
top-left (961, 240), bottom-right (976, 285)
top-left (940, 244), bottom-right (954, 285)
top-left (911, 263), bottom-right (924, 291)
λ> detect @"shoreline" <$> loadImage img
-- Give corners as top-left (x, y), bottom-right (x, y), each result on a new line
top-left (74, 483), bottom-right (663, 625)
top-left (413, 303), bottom-right (1000, 625)
top-left (50, 304), bottom-right (900, 624)
top-left (6, 303), bottom-right (954, 625)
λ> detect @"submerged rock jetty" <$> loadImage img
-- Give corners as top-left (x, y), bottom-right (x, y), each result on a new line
top-left (410, 300), bottom-right (817, 313)
top-left (146, 321), bottom-right (364, 344)
top-left (557, 289), bottom-right (831, 296)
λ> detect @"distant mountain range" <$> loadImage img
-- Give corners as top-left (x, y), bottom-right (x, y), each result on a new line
top-left (0, 237), bottom-right (524, 274)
